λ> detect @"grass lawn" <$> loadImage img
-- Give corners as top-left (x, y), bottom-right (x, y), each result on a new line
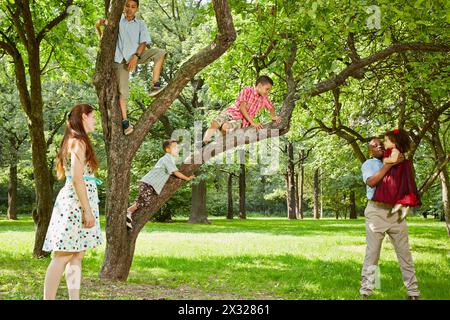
top-left (0, 215), bottom-right (449, 300)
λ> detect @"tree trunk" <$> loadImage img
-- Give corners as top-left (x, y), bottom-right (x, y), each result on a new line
top-left (298, 151), bottom-right (305, 219)
top-left (189, 178), bottom-right (210, 224)
top-left (349, 190), bottom-right (357, 219)
top-left (2, 1), bottom-right (66, 258)
top-left (261, 175), bottom-right (267, 215)
top-left (94, 0), bottom-right (237, 280)
top-left (438, 165), bottom-right (450, 236)
top-left (28, 116), bottom-right (54, 257)
top-left (439, 171), bottom-right (449, 225)
top-left (285, 173), bottom-right (289, 216)
top-left (287, 142), bottom-right (296, 219)
top-left (313, 168), bottom-right (320, 219)
top-left (295, 172), bottom-right (300, 219)
top-left (343, 194), bottom-right (347, 219)
top-left (226, 173), bottom-right (233, 219)
top-left (320, 170), bottom-right (323, 218)
top-left (238, 150), bottom-right (246, 220)
top-left (7, 138), bottom-right (18, 220)
top-left (428, 125), bottom-right (450, 235)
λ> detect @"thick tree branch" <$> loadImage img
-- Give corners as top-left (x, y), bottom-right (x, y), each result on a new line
top-left (18, 0), bottom-right (37, 46)
top-left (309, 43), bottom-right (450, 97)
top-left (46, 111), bottom-right (69, 149)
top-left (36, 0), bottom-right (74, 44)
top-left (0, 39), bottom-right (32, 115)
top-left (40, 45), bottom-right (55, 74)
top-left (0, 39), bottom-right (16, 57)
top-left (419, 154), bottom-right (450, 195)
top-left (6, 3), bottom-right (28, 47)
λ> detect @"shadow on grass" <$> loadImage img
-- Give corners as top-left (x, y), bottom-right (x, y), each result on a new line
top-left (126, 253), bottom-right (449, 300)
top-left (1, 249), bottom-right (447, 300)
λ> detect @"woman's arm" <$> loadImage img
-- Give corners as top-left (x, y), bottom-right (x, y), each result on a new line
top-left (70, 140), bottom-right (95, 228)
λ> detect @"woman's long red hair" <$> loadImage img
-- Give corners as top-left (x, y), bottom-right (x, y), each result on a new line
top-left (56, 104), bottom-right (99, 180)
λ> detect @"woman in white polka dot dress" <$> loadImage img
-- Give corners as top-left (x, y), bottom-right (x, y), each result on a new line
top-left (43, 104), bottom-right (103, 300)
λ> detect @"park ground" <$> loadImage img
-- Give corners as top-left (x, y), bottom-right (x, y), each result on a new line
top-left (0, 215), bottom-right (449, 300)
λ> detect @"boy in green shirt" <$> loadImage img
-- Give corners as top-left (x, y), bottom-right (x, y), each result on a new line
top-left (126, 139), bottom-right (194, 229)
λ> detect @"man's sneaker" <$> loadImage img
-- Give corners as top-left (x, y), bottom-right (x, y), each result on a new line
top-left (126, 211), bottom-right (133, 230)
top-left (149, 82), bottom-right (164, 97)
top-left (122, 119), bottom-right (134, 136)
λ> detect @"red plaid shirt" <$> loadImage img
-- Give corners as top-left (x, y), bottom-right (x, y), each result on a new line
top-left (226, 86), bottom-right (273, 127)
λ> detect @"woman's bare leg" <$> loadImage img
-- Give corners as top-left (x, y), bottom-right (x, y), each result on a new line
top-left (44, 251), bottom-right (74, 300)
top-left (65, 251), bottom-right (85, 300)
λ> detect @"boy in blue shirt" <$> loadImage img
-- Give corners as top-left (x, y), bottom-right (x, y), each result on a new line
top-left (96, 0), bottom-right (167, 135)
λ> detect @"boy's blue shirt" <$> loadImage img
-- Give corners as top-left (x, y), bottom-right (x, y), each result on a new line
top-left (114, 14), bottom-right (152, 63)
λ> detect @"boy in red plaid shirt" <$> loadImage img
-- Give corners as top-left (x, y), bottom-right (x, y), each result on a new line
top-left (202, 76), bottom-right (281, 145)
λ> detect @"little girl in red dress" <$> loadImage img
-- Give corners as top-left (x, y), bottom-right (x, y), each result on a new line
top-left (372, 129), bottom-right (421, 221)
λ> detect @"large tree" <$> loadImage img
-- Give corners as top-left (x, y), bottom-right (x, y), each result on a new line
top-left (93, 0), bottom-right (450, 280)
top-left (93, 0), bottom-right (237, 280)
top-left (0, 0), bottom-right (75, 257)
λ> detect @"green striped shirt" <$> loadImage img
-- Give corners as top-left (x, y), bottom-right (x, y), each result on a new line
top-left (140, 153), bottom-right (178, 194)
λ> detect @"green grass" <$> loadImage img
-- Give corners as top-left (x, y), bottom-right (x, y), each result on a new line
top-left (0, 215), bottom-right (449, 300)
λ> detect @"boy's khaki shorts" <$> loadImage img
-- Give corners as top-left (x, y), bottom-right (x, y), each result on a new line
top-left (114, 47), bottom-right (166, 100)
top-left (213, 109), bottom-right (243, 130)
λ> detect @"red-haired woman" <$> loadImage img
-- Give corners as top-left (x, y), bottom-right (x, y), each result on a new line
top-left (43, 104), bottom-right (103, 300)
top-left (372, 129), bottom-right (421, 222)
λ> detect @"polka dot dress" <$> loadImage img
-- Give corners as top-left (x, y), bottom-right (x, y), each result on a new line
top-left (43, 162), bottom-right (103, 253)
